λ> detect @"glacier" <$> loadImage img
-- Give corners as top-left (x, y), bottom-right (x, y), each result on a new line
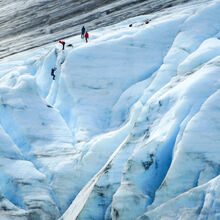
top-left (0, 0), bottom-right (220, 219)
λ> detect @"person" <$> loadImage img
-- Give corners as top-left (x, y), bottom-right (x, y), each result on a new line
top-left (51, 67), bottom-right (57, 80)
top-left (81, 26), bottom-right (85, 38)
top-left (59, 40), bottom-right (65, 50)
top-left (145, 19), bottom-right (151, 24)
top-left (67, 44), bottom-right (74, 47)
top-left (85, 31), bottom-right (89, 43)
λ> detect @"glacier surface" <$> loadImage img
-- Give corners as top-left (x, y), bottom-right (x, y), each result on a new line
top-left (0, 0), bottom-right (220, 219)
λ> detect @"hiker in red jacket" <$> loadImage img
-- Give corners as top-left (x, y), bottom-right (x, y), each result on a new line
top-left (81, 26), bottom-right (86, 38)
top-left (85, 32), bottom-right (89, 43)
top-left (59, 40), bottom-right (65, 50)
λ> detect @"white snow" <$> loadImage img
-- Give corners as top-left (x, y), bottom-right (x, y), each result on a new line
top-left (0, 0), bottom-right (220, 219)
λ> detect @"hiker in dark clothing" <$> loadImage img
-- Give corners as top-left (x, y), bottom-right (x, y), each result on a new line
top-left (85, 31), bottom-right (89, 43)
top-left (81, 26), bottom-right (86, 38)
top-left (59, 40), bottom-right (65, 50)
top-left (51, 67), bottom-right (57, 80)
top-left (67, 44), bottom-right (74, 47)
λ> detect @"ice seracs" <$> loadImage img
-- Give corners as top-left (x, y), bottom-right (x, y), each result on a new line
top-left (0, 0), bottom-right (220, 219)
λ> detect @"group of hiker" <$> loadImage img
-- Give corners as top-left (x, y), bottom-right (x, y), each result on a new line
top-left (53, 26), bottom-right (89, 80)
top-left (54, 19), bottom-right (150, 80)
top-left (58, 25), bottom-right (89, 50)
top-left (81, 26), bottom-right (89, 42)
top-left (129, 19), bottom-right (151, 27)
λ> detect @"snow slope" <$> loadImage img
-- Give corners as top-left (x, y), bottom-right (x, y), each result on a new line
top-left (0, 0), bottom-right (220, 219)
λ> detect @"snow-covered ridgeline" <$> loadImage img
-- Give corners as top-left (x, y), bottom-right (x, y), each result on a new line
top-left (0, 0), bottom-right (220, 219)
